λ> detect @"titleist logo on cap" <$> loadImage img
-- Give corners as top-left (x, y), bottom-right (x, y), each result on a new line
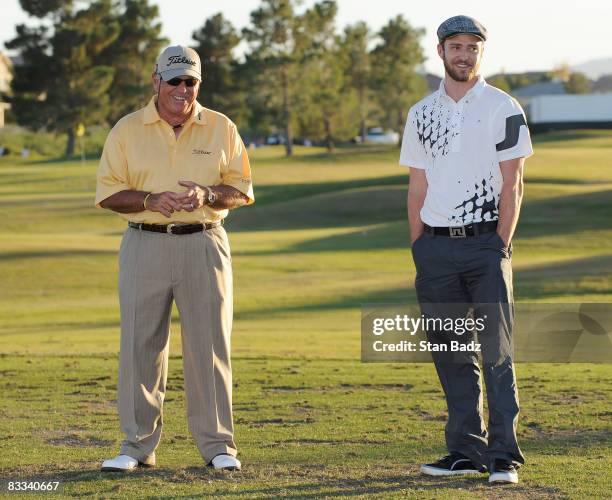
top-left (166, 55), bottom-right (196, 67)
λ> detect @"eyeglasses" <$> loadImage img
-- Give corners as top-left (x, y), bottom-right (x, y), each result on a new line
top-left (165, 77), bottom-right (198, 87)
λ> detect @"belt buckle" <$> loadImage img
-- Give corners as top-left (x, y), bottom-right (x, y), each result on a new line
top-left (166, 223), bottom-right (176, 234)
top-left (449, 226), bottom-right (467, 238)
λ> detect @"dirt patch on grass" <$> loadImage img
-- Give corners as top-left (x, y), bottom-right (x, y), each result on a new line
top-left (522, 426), bottom-right (612, 450)
top-left (46, 433), bottom-right (114, 447)
top-left (414, 410), bottom-right (447, 422)
top-left (339, 383), bottom-right (414, 391)
top-left (76, 380), bottom-right (102, 387)
top-left (264, 383), bottom-right (415, 394)
top-left (269, 437), bottom-right (388, 446)
top-left (245, 417), bottom-right (316, 428)
top-left (265, 385), bottom-right (312, 392)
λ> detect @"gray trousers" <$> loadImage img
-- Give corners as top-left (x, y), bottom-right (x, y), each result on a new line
top-left (412, 230), bottom-right (524, 469)
top-left (117, 225), bottom-right (236, 465)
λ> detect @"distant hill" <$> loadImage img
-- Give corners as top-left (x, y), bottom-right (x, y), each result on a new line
top-left (487, 71), bottom-right (550, 81)
top-left (572, 57), bottom-right (612, 80)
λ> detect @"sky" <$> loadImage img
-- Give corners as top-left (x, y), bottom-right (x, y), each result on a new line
top-left (1, 0), bottom-right (609, 77)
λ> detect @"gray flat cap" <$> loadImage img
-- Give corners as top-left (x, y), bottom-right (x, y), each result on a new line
top-left (437, 15), bottom-right (487, 43)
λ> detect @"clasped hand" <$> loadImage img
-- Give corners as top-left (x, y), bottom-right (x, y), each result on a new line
top-left (145, 180), bottom-right (209, 218)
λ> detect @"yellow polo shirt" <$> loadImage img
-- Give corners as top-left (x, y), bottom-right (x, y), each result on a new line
top-left (95, 96), bottom-right (254, 224)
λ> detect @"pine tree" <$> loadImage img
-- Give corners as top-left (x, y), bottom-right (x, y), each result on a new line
top-left (370, 16), bottom-right (427, 143)
top-left (99, 0), bottom-right (166, 125)
top-left (192, 13), bottom-right (246, 125)
top-left (340, 22), bottom-right (371, 142)
top-left (297, 1), bottom-right (359, 151)
top-left (7, 0), bottom-right (120, 156)
top-left (243, 0), bottom-right (305, 156)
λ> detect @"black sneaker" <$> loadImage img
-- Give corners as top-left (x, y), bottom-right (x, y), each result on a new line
top-left (489, 459), bottom-right (519, 484)
top-left (420, 453), bottom-right (484, 476)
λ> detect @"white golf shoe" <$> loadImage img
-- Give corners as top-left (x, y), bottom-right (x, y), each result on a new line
top-left (101, 455), bottom-right (139, 472)
top-left (211, 454), bottom-right (241, 471)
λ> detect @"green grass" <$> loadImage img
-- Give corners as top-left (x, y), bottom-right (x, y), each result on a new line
top-left (0, 131), bottom-right (611, 498)
top-left (0, 124), bottom-right (108, 159)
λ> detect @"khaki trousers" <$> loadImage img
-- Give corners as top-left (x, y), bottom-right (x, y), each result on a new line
top-left (116, 225), bottom-right (236, 465)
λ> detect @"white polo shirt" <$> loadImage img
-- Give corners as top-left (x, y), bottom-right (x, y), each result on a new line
top-left (400, 76), bottom-right (533, 227)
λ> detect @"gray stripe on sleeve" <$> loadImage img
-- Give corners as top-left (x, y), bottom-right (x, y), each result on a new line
top-left (496, 114), bottom-right (527, 152)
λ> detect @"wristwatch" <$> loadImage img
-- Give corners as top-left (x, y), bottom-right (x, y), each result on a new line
top-left (204, 186), bottom-right (216, 206)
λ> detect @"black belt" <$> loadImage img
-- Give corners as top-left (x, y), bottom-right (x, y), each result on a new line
top-left (424, 220), bottom-right (498, 238)
top-left (129, 220), bottom-right (222, 235)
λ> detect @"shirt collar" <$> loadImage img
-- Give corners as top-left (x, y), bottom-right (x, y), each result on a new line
top-left (143, 96), bottom-right (160, 125)
top-left (439, 75), bottom-right (486, 102)
top-left (193, 101), bottom-right (207, 125)
top-left (142, 96), bottom-right (207, 126)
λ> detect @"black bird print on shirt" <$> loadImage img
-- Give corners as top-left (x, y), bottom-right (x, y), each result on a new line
top-left (414, 98), bottom-right (460, 159)
top-left (452, 174), bottom-right (499, 224)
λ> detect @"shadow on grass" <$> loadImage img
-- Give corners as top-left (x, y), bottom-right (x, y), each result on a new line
top-left (234, 253), bottom-right (612, 319)
top-left (532, 129), bottom-right (612, 146)
top-left (227, 186), bottom-right (611, 241)
top-left (233, 221), bottom-right (408, 256)
top-left (0, 249), bottom-right (116, 261)
top-left (1, 465), bottom-right (564, 498)
top-left (259, 144), bottom-right (399, 166)
top-left (521, 427), bottom-right (612, 453)
top-left (227, 186), bottom-right (407, 233)
top-left (235, 285), bottom-right (417, 320)
top-left (0, 193), bottom-right (95, 207)
top-left (235, 174), bottom-right (407, 209)
top-left (25, 155), bottom-right (101, 165)
top-left (1, 320), bottom-right (121, 335)
top-left (515, 253), bottom-right (612, 299)
top-left (526, 176), bottom-right (612, 185)
top-left (0, 174), bottom-right (79, 188)
top-left (200, 472), bottom-right (488, 499)
top-left (519, 188), bottom-right (612, 235)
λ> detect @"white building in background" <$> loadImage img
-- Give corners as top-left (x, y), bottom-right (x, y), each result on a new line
top-left (523, 93), bottom-right (612, 133)
top-left (511, 80), bottom-right (612, 132)
top-left (0, 52), bottom-right (13, 127)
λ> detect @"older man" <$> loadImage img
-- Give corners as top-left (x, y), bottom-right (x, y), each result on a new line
top-left (96, 46), bottom-right (253, 472)
top-left (401, 16), bottom-right (532, 484)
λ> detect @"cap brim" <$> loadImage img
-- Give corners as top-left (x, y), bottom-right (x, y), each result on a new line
top-left (160, 68), bottom-right (201, 81)
top-left (440, 31), bottom-right (486, 42)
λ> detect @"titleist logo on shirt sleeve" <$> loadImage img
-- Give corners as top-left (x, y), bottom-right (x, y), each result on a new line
top-left (166, 56), bottom-right (196, 67)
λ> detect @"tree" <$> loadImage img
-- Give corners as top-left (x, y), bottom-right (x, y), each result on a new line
top-left (16, 0), bottom-right (69, 19)
top-left (239, 52), bottom-right (277, 140)
top-left (192, 13), bottom-right (246, 125)
top-left (8, 0), bottom-right (120, 155)
top-left (564, 72), bottom-right (591, 94)
top-left (243, 0), bottom-right (306, 156)
top-left (339, 22), bottom-right (371, 142)
top-left (370, 16), bottom-right (427, 143)
top-left (551, 62), bottom-right (571, 82)
top-left (486, 71), bottom-right (553, 92)
top-left (487, 74), bottom-right (511, 93)
top-left (99, 0), bottom-right (166, 125)
top-left (297, 1), bottom-right (360, 151)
